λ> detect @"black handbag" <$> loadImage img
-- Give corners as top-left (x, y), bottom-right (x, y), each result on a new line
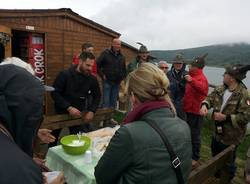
top-left (144, 119), bottom-right (184, 184)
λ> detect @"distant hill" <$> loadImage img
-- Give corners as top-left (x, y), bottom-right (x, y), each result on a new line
top-left (151, 43), bottom-right (250, 66)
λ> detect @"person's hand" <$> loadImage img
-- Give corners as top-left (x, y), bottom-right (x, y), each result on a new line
top-left (33, 157), bottom-right (50, 172)
top-left (67, 106), bottom-right (81, 117)
top-left (83, 111), bottom-right (94, 123)
top-left (33, 157), bottom-right (45, 165)
top-left (50, 172), bottom-right (65, 184)
top-left (246, 175), bottom-right (250, 184)
top-left (42, 173), bottom-right (48, 184)
top-left (38, 129), bottom-right (56, 144)
top-left (43, 172), bottom-right (65, 184)
top-left (214, 112), bottom-right (226, 121)
top-left (200, 105), bottom-right (208, 116)
top-left (184, 74), bottom-right (192, 82)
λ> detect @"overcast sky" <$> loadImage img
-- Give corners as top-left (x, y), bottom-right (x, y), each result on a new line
top-left (2, 0), bottom-right (250, 50)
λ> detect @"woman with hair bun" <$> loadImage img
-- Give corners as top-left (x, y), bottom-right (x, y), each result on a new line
top-left (95, 63), bottom-right (192, 184)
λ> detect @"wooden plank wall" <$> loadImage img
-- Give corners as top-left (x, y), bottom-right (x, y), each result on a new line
top-left (46, 17), bottom-right (116, 114)
top-left (122, 46), bottom-right (137, 66)
top-left (0, 14), bottom-right (137, 115)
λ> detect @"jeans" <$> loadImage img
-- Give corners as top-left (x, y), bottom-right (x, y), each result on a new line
top-left (173, 99), bottom-right (186, 121)
top-left (211, 136), bottom-right (237, 180)
top-left (103, 80), bottom-right (120, 108)
top-left (186, 112), bottom-right (203, 161)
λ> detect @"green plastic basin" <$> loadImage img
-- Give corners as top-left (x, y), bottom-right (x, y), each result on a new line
top-left (60, 135), bottom-right (91, 155)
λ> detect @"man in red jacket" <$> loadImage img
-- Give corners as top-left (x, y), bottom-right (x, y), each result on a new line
top-left (183, 54), bottom-right (209, 168)
top-left (72, 42), bottom-right (97, 76)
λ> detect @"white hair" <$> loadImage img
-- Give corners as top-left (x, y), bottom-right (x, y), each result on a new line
top-left (0, 57), bottom-right (35, 75)
top-left (158, 60), bottom-right (168, 65)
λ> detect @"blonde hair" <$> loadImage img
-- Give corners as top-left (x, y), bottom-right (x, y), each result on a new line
top-left (126, 62), bottom-right (176, 113)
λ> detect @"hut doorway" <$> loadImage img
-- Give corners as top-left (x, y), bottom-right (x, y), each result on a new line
top-left (11, 30), bottom-right (45, 84)
top-left (12, 30), bottom-right (29, 62)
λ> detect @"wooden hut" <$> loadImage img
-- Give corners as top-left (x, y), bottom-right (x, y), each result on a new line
top-left (0, 8), bottom-right (137, 115)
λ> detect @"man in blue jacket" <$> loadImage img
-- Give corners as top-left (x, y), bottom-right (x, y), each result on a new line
top-left (167, 54), bottom-right (188, 120)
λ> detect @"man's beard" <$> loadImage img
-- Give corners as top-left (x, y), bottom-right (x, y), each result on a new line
top-left (79, 67), bottom-right (90, 75)
top-left (140, 57), bottom-right (147, 62)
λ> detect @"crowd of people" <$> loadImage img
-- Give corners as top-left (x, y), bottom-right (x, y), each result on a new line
top-left (0, 38), bottom-right (250, 184)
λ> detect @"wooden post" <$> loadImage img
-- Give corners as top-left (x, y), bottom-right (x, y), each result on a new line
top-left (189, 145), bottom-right (235, 184)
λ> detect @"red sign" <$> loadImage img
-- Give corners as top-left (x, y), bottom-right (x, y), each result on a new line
top-left (29, 34), bottom-right (45, 84)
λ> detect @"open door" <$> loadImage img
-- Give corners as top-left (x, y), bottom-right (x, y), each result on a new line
top-left (0, 25), bottom-right (11, 61)
top-left (11, 30), bottom-right (45, 84)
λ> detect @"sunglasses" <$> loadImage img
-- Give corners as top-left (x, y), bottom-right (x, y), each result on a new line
top-left (160, 67), bottom-right (168, 69)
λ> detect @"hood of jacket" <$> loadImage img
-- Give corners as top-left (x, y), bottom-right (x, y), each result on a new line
top-left (0, 64), bottom-right (44, 156)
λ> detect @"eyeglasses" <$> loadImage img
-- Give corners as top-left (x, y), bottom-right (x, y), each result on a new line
top-left (160, 67), bottom-right (168, 69)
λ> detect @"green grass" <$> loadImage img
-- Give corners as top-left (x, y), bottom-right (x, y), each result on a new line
top-left (200, 117), bottom-right (250, 183)
top-left (113, 112), bottom-right (250, 183)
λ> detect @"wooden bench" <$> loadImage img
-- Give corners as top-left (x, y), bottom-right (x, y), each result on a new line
top-left (41, 108), bottom-right (115, 130)
top-left (189, 145), bottom-right (235, 184)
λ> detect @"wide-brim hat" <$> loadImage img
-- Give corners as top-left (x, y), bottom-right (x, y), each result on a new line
top-left (137, 42), bottom-right (149, 53)
top-left (190, 53), bottom-right (208, 69)
top-left (173, 54), bottom-right (184, 64)
top-left (225, 64), bottom-right (250, 81)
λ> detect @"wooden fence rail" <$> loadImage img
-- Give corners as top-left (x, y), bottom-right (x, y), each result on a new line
top-left (189, 145), bottom-right (235, 184)
top-left (41, 108), bottom-right (114, 130)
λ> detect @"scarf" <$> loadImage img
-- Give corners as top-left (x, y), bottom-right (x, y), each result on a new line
top-left (123, 100), bottom-right (170, 124)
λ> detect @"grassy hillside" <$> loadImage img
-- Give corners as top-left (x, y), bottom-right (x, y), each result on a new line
top-left (151, 43), bottom-right (250, 67)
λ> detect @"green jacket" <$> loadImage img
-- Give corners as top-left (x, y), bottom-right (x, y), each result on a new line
top-left (127, 57), bottom-right (140, 74)
top-left (203, 83), bottom-right (250, 145)
top-left (127, 57), bottom-right (153, 74)
top-left (95, 108), bottom-right (192, 184)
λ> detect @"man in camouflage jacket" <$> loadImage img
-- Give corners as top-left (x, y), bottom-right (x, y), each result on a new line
top-left (127, 42), bottom-right (154, 74)
top-left (200, 64), bottom-right (250, 181)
